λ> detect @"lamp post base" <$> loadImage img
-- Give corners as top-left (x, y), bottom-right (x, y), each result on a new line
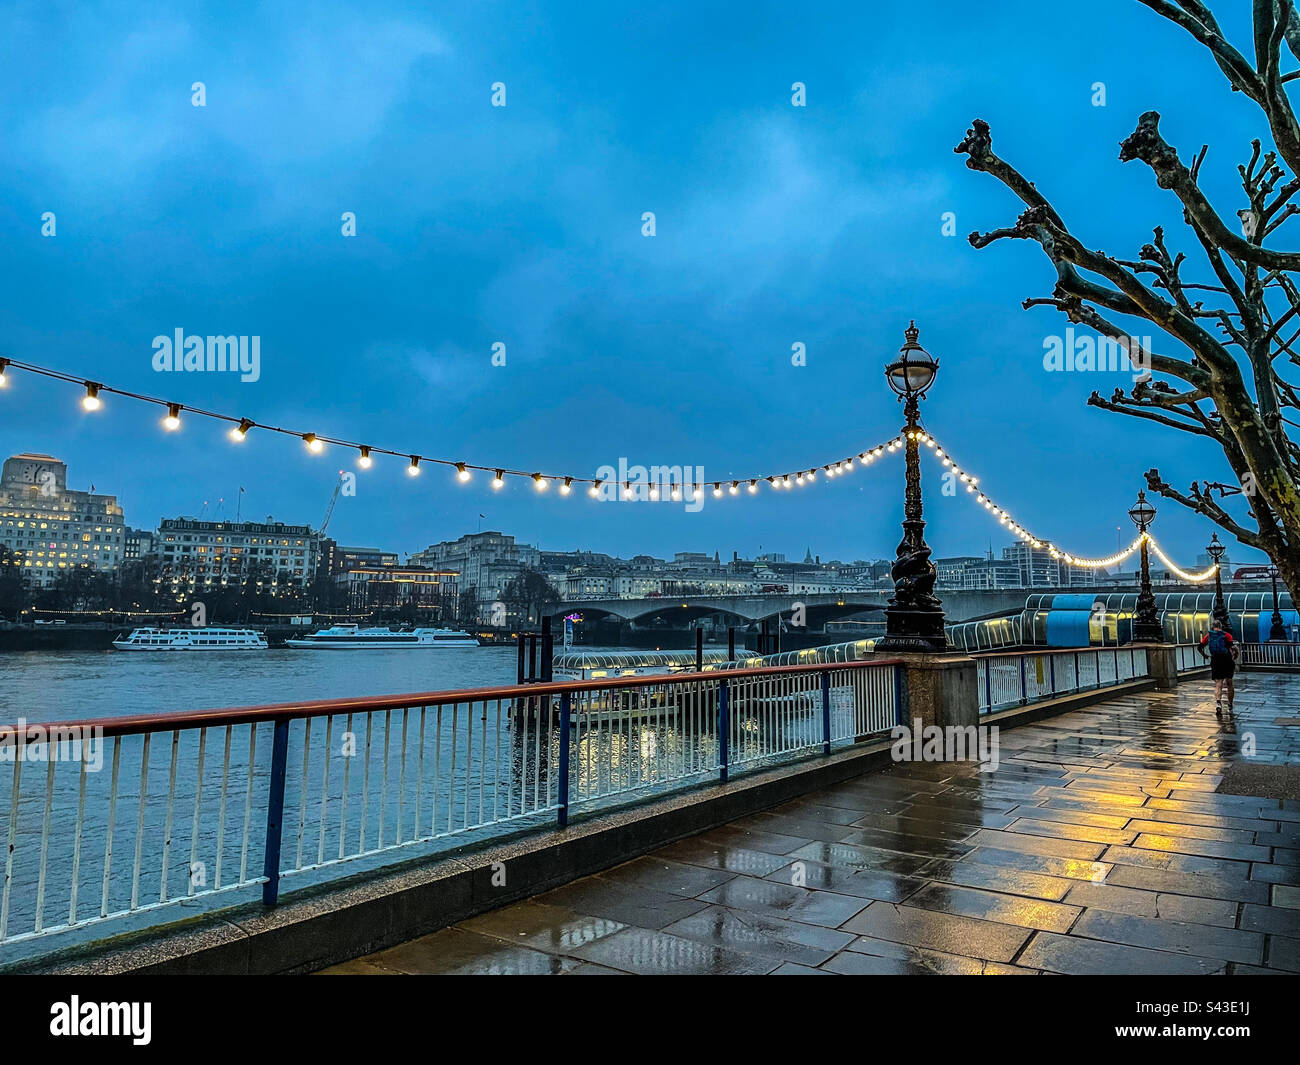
top-left (875, 629), bottom-right (949, 654)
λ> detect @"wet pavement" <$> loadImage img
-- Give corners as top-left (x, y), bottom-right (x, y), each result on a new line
top-left (321, 675), bottom-right (1300, 975)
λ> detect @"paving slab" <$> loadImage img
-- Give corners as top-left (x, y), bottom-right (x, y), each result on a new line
top-left (322, 674), bottom-right (1300, 975)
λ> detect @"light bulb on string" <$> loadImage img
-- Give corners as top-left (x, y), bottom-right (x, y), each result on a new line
top-left (407, 455), bottom-right (421, 476)
top-left (0, 357), bottom-right (928, 529)
top-left (492, 470), bottom-right (504, 490)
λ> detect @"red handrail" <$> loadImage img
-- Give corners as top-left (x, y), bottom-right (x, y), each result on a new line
top-left (0, 658), bottom-right (901, 740)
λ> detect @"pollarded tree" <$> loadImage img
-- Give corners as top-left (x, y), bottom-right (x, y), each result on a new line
top-left (956, 0), bottom-right (1300, 599)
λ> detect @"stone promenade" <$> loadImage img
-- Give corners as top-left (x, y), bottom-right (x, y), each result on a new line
top-left (322, 674), bottom-right (1300, 975)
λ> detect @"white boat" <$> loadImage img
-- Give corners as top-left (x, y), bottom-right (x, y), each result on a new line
top-left (112, 627), bottom-right (268, 651)
top-left (285, 624), bottom-right (480, 649)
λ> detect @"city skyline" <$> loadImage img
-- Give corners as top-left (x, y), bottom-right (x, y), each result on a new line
top-left (0, 2), bottom-right (1270, 570)
top-left (0, 444), bottom-right (1166, 578)
top-left (0, 428), bottom-right (1253, 571)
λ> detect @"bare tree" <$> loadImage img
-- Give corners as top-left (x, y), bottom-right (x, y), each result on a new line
top-left (956, 0), bottom-right (1300, 598)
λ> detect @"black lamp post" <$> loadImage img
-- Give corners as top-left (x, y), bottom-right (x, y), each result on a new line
top-left (1129, 490), bottom-right (1163, 642)
top-left (1206, 533), bottom-right (1231, 633)
top-left (877, 322), bottom-right (948, 652)
top-left (1268, 563), bottom-right (1287, 641)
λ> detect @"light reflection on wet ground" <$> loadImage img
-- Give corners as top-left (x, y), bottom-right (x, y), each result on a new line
top-left (325, 675), bottom-right (1300, 975)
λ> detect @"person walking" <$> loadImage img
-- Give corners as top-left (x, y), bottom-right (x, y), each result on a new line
top-left (1199, 619), bottom-right (1240, 717)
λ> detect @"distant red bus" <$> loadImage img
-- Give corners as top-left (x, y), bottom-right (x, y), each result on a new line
top-left (1233, 565), bottom-right (1273, 581)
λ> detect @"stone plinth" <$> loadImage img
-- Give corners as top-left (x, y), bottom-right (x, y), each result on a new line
top-left (889, 651), bottom-right (980, 730)
top-left (1137, 642), bottom-right (1180, 690)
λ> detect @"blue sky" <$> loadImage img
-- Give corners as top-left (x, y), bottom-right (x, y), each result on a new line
top-left (0, 1), bottom-right (1271, 568)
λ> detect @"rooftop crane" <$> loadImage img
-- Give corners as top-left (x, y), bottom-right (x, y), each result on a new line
top-left (320, 471), bottom-right (346, 534)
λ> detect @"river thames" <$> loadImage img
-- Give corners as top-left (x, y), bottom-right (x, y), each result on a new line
top-left (1, 642), bottom-right (733, 963)
top-left (1, 645), bottom-right (539, 724)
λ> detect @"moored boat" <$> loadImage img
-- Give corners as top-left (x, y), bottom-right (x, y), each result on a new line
top-left (285, 624), bottom-right (480, 649)
top-left (112, 627), bottom-right (269, 651)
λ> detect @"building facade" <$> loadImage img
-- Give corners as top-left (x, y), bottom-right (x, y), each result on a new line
top-left (0, 453), bottom-right (126, 587)
top-left (124, 527), bottom-right (154, 561)
top-left (338, 565), bottom-right (458, 614)
top-left (154, 517), bottom-right (321, 593)
top-left (409, 531), bottom-right (542, 620)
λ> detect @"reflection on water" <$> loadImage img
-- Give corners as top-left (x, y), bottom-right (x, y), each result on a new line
top-left (0, 645), bottom-right (523, 724)
top-left (0, 647), bottom-right (859, 963)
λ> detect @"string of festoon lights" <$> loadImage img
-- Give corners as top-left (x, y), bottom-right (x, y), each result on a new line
top-left (918, 429), bottom-right (1219, 581)
top-left (0, 357), bottom-right (906, 499)
top-left (0, 356), bottom-right (1230, 578)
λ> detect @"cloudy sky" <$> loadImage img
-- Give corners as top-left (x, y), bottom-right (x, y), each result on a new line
top-left (0, 1), bottom-right (1271, 568)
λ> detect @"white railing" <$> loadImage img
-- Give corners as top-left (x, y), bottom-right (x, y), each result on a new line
top-left (1240, 641), bottom-right (1300, 666)
top-left (975, 647), bottom-right (1150, 714)
top-left (0, 659), bottom-right (901, 957)
top-left (1175, 641), bottom-right (1300, 671)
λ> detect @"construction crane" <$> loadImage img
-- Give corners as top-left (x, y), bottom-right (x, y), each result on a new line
top-left (320, 471), bottom-right (346, 534)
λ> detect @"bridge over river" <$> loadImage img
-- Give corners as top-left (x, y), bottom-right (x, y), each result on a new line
top-left (550, 582), bottom-right (1265, 628)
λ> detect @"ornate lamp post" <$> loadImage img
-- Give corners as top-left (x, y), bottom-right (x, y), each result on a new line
top-left (1206, 533), bottom-right (1231, 633)
top-left (1268, 563), bottom-right (1287, 641)
top-left (877, 322), bottom-right (948, 652)
top-left (1129, 490), bottom-right (1163, 643)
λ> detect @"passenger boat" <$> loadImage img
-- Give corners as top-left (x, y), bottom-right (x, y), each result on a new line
top-left (285, 624), bottom-right (480, 649)
top-left (112, 627), bottom-right (268, 651)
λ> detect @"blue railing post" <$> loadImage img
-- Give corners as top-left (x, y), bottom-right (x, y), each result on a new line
top-left (1019, 656), bottom-right (1027, 706)
top-left (261, 717), bottom-right (290, 907)
top-left (1047, 653), bottom-right (1056, 695)
top-left (718, 680), bottom-right (730, 782)
top-left (821, 671), bottom-right (832, 755)
top-left (557, 691), bottom-right (572, 827)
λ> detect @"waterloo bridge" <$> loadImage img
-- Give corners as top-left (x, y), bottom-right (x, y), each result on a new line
top-left (549, 581), bottom-right (1275, 630)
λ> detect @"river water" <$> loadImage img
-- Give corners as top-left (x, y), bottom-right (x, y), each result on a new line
top-left (0, 645), bottom-right (531, 725)
top-left (1, 643), bottom-right (758, 964)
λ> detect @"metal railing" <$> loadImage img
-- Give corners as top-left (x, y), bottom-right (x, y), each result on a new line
top-left (1175, 640), bottom-right (1300, 671)
top-left (1239, 641), bottom-right (1300, 666)
top-left (1175, 643), bottom-right (1207, 673)
top-left (974, 646), bottom-right (1150, 714)
top-left (0, 660), bottom-right (900, 955)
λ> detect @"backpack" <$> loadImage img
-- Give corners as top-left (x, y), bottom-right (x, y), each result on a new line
top-left (1207, 629), bottom-right (1229, 655)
